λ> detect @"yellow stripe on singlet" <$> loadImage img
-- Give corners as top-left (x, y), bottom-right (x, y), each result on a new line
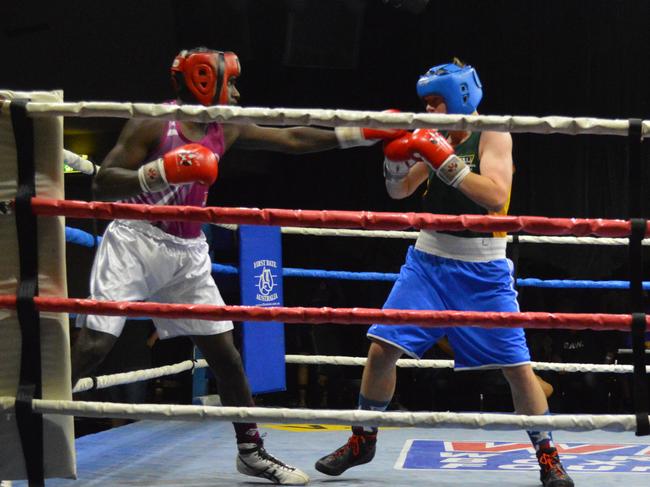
top-left (490, 187), bottom-right (512, 238)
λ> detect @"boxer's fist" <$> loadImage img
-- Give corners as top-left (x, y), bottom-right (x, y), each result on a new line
top-left (138, 143), bottom-right (219, 193)
top-left (383, 132), bottom-right (417, 162)
top-left (409, 129), bottom-right (470, 187)
top-left (161, 144), bottom-right (219, 185)
top-left (336, 109), bottom-right (407, 148)
top-left (382, 133), bottom-right (419, 183)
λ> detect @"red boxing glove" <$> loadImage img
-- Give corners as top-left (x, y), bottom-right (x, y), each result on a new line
top-left (383, 132), bottom-right (418, 162)
top-left (409, 129), bottom-right (470, 187)
top-left (382, 132), bottom-right (420, 184)
top-left (138, 143), bottom-right (219, 193)
top-left (336, 109), bottom-right (407, 148)
top-left (162, 143), bottom-right (218, 185)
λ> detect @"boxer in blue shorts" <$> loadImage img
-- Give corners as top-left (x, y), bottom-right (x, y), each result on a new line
top-left (315, 59), bottom-right (574, 487)
top-left (369, 246), bottom-right (529, 368)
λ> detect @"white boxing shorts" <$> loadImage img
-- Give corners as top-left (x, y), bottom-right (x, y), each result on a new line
top-left (78, 219), bottom-right (234, 339)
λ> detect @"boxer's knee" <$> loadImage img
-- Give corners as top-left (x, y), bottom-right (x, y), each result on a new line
top-left (367, 340), bottom-right (403, 372)
top-left (193, 332), bottom-right (245, 378)
top-left (71, 327), bottom-right (118, 383)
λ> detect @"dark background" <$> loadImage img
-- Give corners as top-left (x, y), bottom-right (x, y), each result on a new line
top-left (3, 0), bottom-right (649, 413)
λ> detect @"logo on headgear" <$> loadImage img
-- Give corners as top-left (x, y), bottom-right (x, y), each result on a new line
top-left (254, 259), bottom-right (279, 304)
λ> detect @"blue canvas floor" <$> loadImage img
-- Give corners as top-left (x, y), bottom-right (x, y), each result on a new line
top-left (20, 420), bottom-right (650, 486)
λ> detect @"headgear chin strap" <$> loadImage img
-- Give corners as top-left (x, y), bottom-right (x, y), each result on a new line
top-left (416, 63), bottom-right (483, 115)
top-left (171, 49), bottom-right (241, 106)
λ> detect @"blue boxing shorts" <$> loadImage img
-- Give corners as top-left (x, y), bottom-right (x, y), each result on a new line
top-left (367, 246), bottom-right (530, 370)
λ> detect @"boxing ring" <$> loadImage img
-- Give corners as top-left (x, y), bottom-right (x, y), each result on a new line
top-left (1, 91), bottom-right (650, 486)
top-left (21, 422), bottom-right (650, 487)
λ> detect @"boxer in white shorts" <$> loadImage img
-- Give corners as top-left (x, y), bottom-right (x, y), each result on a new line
top-left (70, 46), bottom-right (403, 485)
top-left (80, 219), bottom-right (233, 339)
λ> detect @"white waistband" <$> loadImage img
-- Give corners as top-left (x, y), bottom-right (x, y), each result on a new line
top-left (414, 231), bottom-right (507, 262)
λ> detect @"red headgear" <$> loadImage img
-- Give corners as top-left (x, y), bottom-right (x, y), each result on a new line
top-left (171, 49), bottom-right (240, 106)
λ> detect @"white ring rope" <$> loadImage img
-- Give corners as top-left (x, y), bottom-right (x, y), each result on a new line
top-left (0, 396), bottom-right (640, 432)
top-left (506, 236), bottom-right (650, 246)
top-left (285, 355), bottom-right (648, 374)
top-left (72, 359), bottom-right (205, 393)
top-left (72, 355), bottom-right (646, 395)
top-left (280, 229), bottom-right (650, 246)
top-left (212, 223), bottom-right (650, 245)
top-left (26, 102), bottom-right (650, 137)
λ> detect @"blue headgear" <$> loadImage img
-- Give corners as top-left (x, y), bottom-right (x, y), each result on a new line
top-left (416, 63), bottom-right (483, 114)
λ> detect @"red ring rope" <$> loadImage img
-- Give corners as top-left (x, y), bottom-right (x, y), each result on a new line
top-left (0, 295), bottom-right (641, 331)
top-left (29, 197), bottom-right (646, 237)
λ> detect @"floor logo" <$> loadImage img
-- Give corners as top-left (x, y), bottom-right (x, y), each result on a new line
top-left (397, 440), bottom-right (650, 474)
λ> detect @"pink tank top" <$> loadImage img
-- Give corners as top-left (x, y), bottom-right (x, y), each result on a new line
top-left (123, 119), bottom-right (225, 238)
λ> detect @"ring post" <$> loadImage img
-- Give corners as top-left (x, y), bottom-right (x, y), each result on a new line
top-left (238, 225), bottom-right (286, 394)
top-left (627, 119), bottom-right (649, 436)
top-left (0, 90), bottom-right (75, 481)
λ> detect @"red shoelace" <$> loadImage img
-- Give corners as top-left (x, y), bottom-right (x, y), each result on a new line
top-left (538, 450), bottom-right (564, 476)
top-left (338, 435), bottom-right (361, 457)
